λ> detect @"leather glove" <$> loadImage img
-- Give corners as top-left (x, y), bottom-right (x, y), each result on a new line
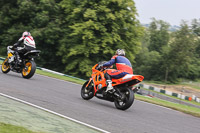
top-left (98, 64), bottom-right (104, 69)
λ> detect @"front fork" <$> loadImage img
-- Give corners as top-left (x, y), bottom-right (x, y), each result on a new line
top-left (86, 78), bottom-right (93, 88)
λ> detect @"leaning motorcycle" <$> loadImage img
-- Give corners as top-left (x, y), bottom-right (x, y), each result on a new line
top-left (1, 44), bottom-right (40, 79)
top-left (81, 61), bottom-right (144, 110)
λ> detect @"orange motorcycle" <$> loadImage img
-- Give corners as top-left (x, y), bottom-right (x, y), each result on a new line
top-left (81, 61), bottom-right (144, 110)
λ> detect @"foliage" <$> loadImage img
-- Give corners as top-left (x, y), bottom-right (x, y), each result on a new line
top-left (135, 19), bottom-right (170, 81)
top-left (135, 19), bottom-right (200, 82)
top-left (57, 0), bottom-right (143, 78)
top-left (1, 0), bottom-right (200, 82)
top-left (148, 18), bottom-right (170, 52)
top-left (0, 0), bottom-right (64, 71)
top-left (165, 22), bottom-right (197, 81)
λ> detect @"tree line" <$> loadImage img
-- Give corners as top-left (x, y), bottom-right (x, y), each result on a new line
top-left (135, 18), bottom-right (200, 83)
top-left (0, 0), bottom-right (200, 83)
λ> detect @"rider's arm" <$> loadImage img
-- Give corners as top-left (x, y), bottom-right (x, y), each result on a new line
top-left (103, 55), bottom-right (117, 67)
top-left (13, 37), bottom-right (24, 48)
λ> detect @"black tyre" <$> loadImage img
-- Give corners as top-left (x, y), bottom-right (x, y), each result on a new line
top-left (81, 80), bottom-right (94, 100)
top-left (22, 60), bottom-right (36, 79)
top-left (114, 88), bottom-right (134, 110)
top-left (1, 58), bottom-right (10, 74)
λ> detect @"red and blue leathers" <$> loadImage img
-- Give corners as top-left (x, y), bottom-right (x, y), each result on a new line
top-left (103, 55), bottom-right (133, 79)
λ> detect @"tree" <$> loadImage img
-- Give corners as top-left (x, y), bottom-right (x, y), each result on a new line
top-left (58, 0), bottom-right (143, 78)
top-left (164, 21), bottom-right (197, 82)
top-left (135, 19), bottom-right (200, 82)
top-left (148, 18), bottom-right (170, 53)
top-left (191, 19), bottom-right (200, 36)
top-left (191, 19), bottom-right (200, 58)
top-left (189, 19), bottom-right (200, 79)
top-left (135, 19), bottom-right (170, 81)
top-left (0, 0), bottom-right (65, 71)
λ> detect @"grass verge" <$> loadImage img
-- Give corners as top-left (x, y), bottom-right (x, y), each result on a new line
top-left (135, 94), bottom-right (200, 117)
top-left (0, 123), bottom-right (42, 133)
top-left (36, 69), bottom-right (85, 85)
top-left (144, 80), bottom-right (200, 90)
top-left (141, 87), bottom-right (200, 106)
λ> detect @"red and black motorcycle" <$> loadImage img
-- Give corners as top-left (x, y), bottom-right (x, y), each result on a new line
top-left (81, 61), bottom-right (144, 110)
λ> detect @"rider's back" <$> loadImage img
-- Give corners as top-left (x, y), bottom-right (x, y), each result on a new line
top-left (115, 55), bottom-right (133, 74)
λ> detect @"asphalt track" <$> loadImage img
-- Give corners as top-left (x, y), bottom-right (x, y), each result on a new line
top-left (0, 71), bottom-right (200, 133)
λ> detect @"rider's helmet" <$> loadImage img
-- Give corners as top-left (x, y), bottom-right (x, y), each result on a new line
top-left (116, 49), bottom-right (125, 56)
top-left (22, 31), bottom-right (31, 38)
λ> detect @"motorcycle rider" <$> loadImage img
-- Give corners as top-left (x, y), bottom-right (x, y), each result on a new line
top-left (99, 49), bottom-right (133, 93)
top-left (12, 31), bottom-right (36, 65)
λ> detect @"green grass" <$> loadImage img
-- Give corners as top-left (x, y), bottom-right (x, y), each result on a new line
top-left (0, 123), bottom-right (43, 133)
top-left (180, 82), bottom-right (200, 90)
top-left (36, 69), bottom-right (85, 85)
top-left (144, 80), bottom-right (200, 90)
top-left (135, 94), bottom-right (200, 117)
top-left (141, 87), bottom-right (200, 106)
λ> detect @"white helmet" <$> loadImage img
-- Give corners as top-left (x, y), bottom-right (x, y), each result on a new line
top-left (116, 49), bottom-right (125, 56)
top-left (22, 31), bottom-right (31, 38)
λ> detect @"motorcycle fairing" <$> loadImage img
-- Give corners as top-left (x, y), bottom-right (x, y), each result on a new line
top-left (8, 52), bottom-right (13, 58)
top-left (112, 74), bottom-right (144, 86)
top-left (91, 71), bottom-right (107, 93)
top-left (24, 50), bottom-right (41, 56)
top-left (89, 64), bottom-right (144, 95)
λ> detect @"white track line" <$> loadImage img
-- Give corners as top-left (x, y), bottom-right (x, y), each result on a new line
top-left (0, 92), bottom-right (110, 133)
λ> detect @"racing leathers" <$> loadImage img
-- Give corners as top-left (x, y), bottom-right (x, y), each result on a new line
top-left (103, 55), bottom-right (133, 92)
top-left (12, 36), bottom-right (36, 64)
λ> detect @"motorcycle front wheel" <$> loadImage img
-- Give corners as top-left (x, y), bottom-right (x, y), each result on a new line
top-left (22, 60), bottom-right (36, 79)
top-left (114, 88), bottom-right (134, 110)
top-left (81, 80), bottom-right (94, 100)
top-left (1, 58), bottom-right (10, 73)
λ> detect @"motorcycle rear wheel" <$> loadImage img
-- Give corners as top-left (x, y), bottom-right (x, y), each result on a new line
top-left (22, 60), bottom-right (36, 79)
top-left (1, 58), bottom-right (10, 73)
top-left (81, 80), bottom-right (94, 100)
top-left (114, 88), bottom-right (134, 110)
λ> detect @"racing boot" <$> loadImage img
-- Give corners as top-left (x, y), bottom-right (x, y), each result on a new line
top-left (105, 80), bottom-right (114, 93)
